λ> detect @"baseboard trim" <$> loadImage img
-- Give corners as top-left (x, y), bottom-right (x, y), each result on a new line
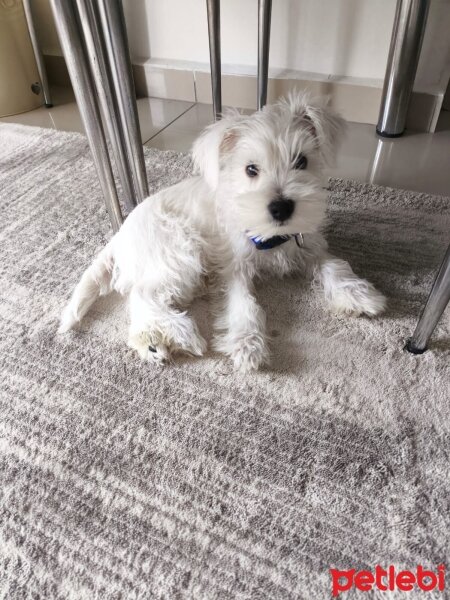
top-left (44, 54), bottom-right (441, 132)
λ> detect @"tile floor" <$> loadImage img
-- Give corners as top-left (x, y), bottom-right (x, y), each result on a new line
top-left (2, 85), bottom-right (450, 197)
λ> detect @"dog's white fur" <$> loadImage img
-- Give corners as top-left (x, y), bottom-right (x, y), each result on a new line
top-left (60, 93), bottom-right (386, 372)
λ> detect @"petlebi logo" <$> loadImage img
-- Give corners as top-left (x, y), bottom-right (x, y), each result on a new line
top-left (330, 565), bottom-right (446, 596)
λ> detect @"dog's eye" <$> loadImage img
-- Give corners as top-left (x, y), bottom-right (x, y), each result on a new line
top-left (294, 154), bottom-right (308, 170)
top-left (246, 164), bottom-right (259, 178)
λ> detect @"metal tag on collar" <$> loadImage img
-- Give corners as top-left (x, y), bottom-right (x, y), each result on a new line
top-left (294, 233), bottom-right (304, 248)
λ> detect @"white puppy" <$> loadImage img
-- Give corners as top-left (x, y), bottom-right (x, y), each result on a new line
top-left (60, 93), bottom-right (385, 372)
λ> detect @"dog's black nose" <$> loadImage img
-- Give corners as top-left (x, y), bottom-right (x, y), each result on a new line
top-left (268, 198), bottom-right (294, 222)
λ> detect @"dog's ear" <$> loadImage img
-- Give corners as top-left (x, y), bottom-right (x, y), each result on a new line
top-left (287, 93), bottom-right (346, 165)
top-left (192, 111), bottom-right (241, 190)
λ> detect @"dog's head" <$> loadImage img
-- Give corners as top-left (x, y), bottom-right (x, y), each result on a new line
top-left (192, 93), bottom-right (345, 240)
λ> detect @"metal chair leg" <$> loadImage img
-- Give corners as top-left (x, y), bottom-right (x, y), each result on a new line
top-left (75, 0), bottom-right (136, 214)
top-left (23, 0), bottom-right (53, 107)
top-left (406, 244), bottom-right (450, 353)
top-left (257, 0), bottom-right (272, 110)
top-left (376, 0), bottom-right (430, 138)
top-left (206, 0), bottom-right (222, 121)
top-left (97, 0), bottom-right (149, 202)
top-left (49, 0), bottom-right (123, 232)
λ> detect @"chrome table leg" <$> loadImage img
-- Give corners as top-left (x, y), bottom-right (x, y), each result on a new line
top-left (206, 0), bottom-right (222, 120)
top-left (257, 0), bottom-right (272, 110)
top-left (377, 0), bottom-right (430, 137)
top-left (49, 0), bottom-right (123, 232)
top-left (406, 244), bottom-right (450, 353)
top-left (23, 0), bottom-right (53, 107)
top-left (97, 0), bottom-right (149, 202)
top-left (76, 0), bottom-right (136, 214)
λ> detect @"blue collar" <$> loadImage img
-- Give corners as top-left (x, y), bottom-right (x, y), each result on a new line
top-left (249, 233), bottom-right (303, 250)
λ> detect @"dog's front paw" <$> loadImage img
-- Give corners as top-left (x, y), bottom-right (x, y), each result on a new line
top-left (329, 281), bottom-right (386, 317)
top-left (230, 334), bottom-right (268, 373)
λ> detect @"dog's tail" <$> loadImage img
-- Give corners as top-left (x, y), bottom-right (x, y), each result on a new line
top-left (58, 244), bottom-right (115, 333)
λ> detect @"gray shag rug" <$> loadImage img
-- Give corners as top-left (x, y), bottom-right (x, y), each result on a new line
top-left (0, 123), bottom-right (449, 600)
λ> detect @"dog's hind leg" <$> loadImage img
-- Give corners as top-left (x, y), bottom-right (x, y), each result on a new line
top-left (59, 244), bottom-right (114, 332)
top-left (127, 283), bottom-right (207, 364)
